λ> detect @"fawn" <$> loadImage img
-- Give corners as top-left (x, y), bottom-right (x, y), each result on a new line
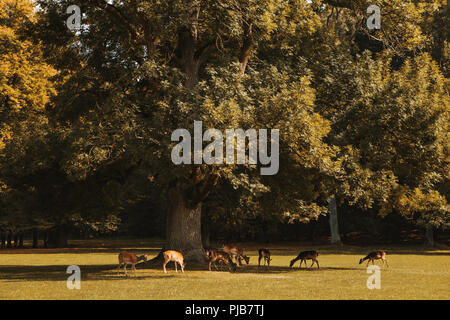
top-left (258, 248), bottom-right (272, 268)
top-left (289, 250), bottom-right (319, 269)
top-left (117, 252), bottom-right (148, 277)
top-left (208, 249), bottom-right (237, 272)
top-left (359, 251), bottom-right (389, 267)
top-left (163, 250), bottom-right (186, 273)
top-left (223, 244), bottom-right (250, 266)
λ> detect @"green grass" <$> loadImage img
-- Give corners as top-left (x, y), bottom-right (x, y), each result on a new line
top-left (0, 240), bottom-right (449, 299)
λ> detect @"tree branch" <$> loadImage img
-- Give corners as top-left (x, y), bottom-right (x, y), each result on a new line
top-left (239, 20), bottom-right (253, 75)
top-left (90, 0), bottom-right (142, 43)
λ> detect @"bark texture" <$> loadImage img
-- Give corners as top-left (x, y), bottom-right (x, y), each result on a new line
top-left (425, 225), bottom-right (434, 246)
top-left (32, 229), bottom-right (38, 248)
top-left (328, 195), bottom-right (342, 245)
top-left (166, 186), bottom-right (205, 261)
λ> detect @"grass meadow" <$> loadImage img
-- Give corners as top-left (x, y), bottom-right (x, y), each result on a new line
top-left (0, 240), bottom-right (448, 300)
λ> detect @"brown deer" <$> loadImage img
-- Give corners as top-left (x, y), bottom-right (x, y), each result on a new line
top-left (258, 248), bottom-right (272, 268)
top-left (289, 250), bottom-right (319, 269)
top-left (208, 249), bottom-right (237, 272)
top-left (163, 250), bottom-right (186, 273)
top-left (204, 247), bottom-right (216, 260)
top-left (117, 252), bottom-right (148, 277)
top-left (223, 244), bottom-right (250, 266)
top-left (359, 251), bottom-right (389, 267)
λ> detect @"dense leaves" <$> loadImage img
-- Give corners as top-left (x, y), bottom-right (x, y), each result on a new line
top-left (0, 0), bottom-right (448, 246)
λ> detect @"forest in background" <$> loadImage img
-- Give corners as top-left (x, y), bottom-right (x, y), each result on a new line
top-left (0, 0), bottom-right (449, 256)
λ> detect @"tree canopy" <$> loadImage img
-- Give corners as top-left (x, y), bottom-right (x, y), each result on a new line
top-left (0, 0), bottom-right (448, 252)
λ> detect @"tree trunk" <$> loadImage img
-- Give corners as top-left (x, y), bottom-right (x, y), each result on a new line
top-left (18, 232), bottom-right (24, 248)
top-left (202, 221), bottom-right (211, 248)
top-left (202, 219), bottom-right (211, 248)
top-left (32, 229), bottom-right (38, 248)
top-left (83, 227), bottom-right (90, 240)
top-left (13, 233), bottom-right (18, 248)
top-left (6, 231), bottom-right (12, 248)
top-left (47, 226), bottom-right (69, 248)
top-left (328, 195), bottom-right (342, 245)
top-left (1, 232), bottom-right (5, 248)
top-left (43, 230), bottom-right (48, 248)
top-left (425, 225), bottom-right (434, 246)
top-left (166, 187), bottom-right (205, 262)
top-left (202, 207), bottom-right (211, 247)
top-left (148, 17), bottom-right (217, 264)
top-left (308, 221), bottom-right (317, 241)
top-left (239, 21), bottom-right (253, 75)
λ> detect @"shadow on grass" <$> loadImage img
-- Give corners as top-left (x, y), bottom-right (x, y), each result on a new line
top-left (0, 261), bottom-right (383, 282)
top-left (233, 265), bottom-right (361, 273)
top-left (0, 264), bottom-right (175, 282)
top-left (0, 248), bottom-right (162, 255)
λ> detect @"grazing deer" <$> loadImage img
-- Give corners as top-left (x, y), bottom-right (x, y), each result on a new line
top-left (258, 248), bottom-right (272, 268)
top-left (359, 251), bottom-right (389, 267)
top-left (163, 250), bottom-right (186, 273)
top-left (204, 247), bottom-right (216, 260)
top-left (208, 250), bottom-right (237, 272)
top-left (289, 250), bottom-right (319, 269)
top-left (222, 244), bottom-right (250, 266)
top-left (117, 252), bottom-right (148, 277)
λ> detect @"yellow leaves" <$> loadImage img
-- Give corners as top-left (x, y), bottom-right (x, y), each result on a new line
top-left (0, 3), bottom-right (57, 112)
top-left (394, 188), bottom-right (449, 218)
top-left (0, 124), bottom-right (12, 151)
top-left (0, 0), bottom-right (36, 25)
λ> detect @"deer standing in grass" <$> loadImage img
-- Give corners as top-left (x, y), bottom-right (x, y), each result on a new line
top-left (117, 252), bottom-right (148, 277)
top-left (258, 248), bottom-right (272, 268)
top-left (359, 251), bottom-right (389, 267)
top-left (289, 250), bottom-right (319, 269)
top-left (223, 244), bottom-right (250, 267)
top-left (208, 249), bottom-right (237, 272)
top-left (204, 247), bottom-right (216, 260)
top-left (163, 250), bottom-right (186, 273)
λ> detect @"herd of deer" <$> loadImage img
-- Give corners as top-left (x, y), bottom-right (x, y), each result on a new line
top-left (117, 246), bottom-right (389, 276)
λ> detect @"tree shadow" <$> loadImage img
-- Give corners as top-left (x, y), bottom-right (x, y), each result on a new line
top-left (0, 264), bottom-right (174, 282)
top-left (0, 248), bottom-right (162, 255)
top-left (234, 265), bottom-right (362, 273)
top-left (235, 265), bottom-right (292, 274)
top-left (0, 262), bottom-right (376, 282)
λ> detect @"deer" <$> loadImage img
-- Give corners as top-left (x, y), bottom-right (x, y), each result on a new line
top-left (117, 252), bottom-right (148, 277)
top-left (163, 250), bottom-right (186, 273)
top-left (208, 249), bottom-right (237, 272)
top-left (204, 247), bottom-right (216, 260)
top-left (258, 248), bottom-right (272, 268)
top-left (359, 251), bottom-right (389, 268)
top-left (289, 250), bottom-right (319, 269)
top-left (222, 244), bottom-right (250, 267)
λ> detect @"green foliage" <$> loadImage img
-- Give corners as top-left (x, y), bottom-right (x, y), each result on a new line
top-left (0, 0), bottom-right (448, 238)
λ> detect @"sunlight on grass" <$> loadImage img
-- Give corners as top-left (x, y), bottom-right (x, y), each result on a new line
top-left (0, 243), bottom-right (449, 300)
